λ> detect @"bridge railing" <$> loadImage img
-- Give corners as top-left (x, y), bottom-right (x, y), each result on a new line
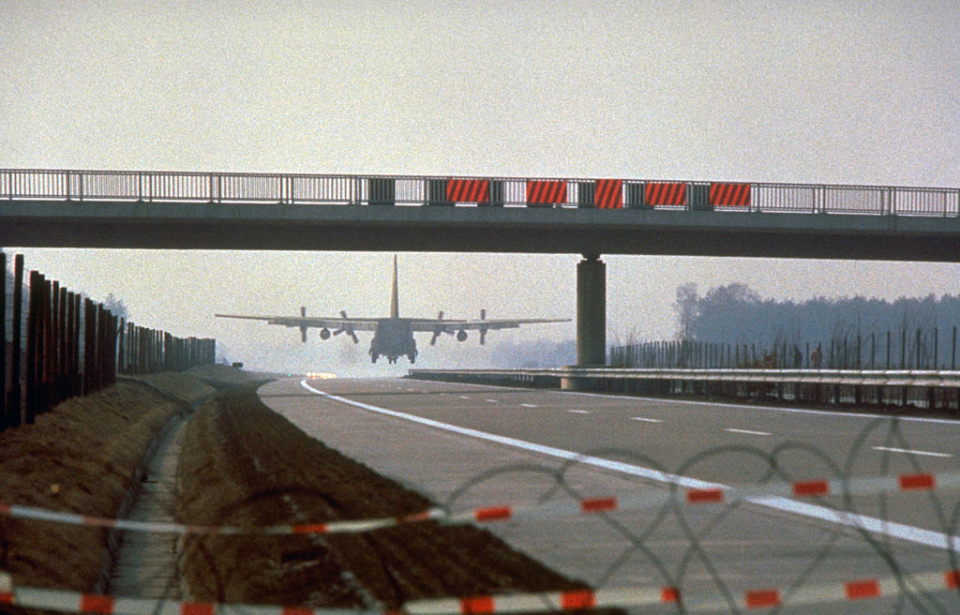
top-left (2, 169), bottom-right (958, 217)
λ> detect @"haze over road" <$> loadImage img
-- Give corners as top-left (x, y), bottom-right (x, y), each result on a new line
top-left (259, 377), bottom-right (960, 613)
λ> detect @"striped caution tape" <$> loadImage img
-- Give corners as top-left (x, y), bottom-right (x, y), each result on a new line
top-left (3, 569), bottom-right (960, 614)
top-left (2, 470), bottom-right (959, 537)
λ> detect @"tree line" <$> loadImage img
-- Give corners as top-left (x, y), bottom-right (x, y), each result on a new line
top-left (662, 282), bottom-right (960, 370)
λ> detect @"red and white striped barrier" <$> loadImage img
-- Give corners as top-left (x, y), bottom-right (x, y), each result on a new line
top-left (3, 569), bottom-right (960, 614)
top-left (2, 469), bottom-right (958, 537)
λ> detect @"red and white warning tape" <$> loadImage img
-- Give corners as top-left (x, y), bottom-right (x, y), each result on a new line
top-left (2, 469), bottom-right (958, 537)
top-left (3, 569), bottom-right (960, 614)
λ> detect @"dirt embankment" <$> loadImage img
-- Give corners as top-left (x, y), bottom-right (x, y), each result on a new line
top-left (177, 386), bottom-right (589, 609)
top-left (2, 366), bottom-right (594, 613)
top-left (0, 365), bottom-right (244, 594)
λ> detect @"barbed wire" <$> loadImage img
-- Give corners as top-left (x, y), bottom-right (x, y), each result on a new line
top-left (4, 417), bottom-right (960, 613)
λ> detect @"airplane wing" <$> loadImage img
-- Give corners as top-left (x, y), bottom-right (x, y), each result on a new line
top-left (214, 313), bottom-right (380, 331)
top-left (407, 311), bottom-right (569, 346)
top-left (407, 317), bottom-right (570, 332)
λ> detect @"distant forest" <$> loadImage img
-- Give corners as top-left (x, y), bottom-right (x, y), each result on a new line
top-left (670, 282), bottom-right (960, 368)
top-left (674, 282), bottom-right (960, 345)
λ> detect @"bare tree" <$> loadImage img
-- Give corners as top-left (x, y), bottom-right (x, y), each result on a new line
top-left (673, 283), bottom-right (699, 342)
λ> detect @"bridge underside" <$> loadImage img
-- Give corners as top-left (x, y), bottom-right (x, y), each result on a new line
top-left (3, 200), bottom-right (959, 262)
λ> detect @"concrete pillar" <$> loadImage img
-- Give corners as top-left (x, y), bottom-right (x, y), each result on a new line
top-left (563, 255), bottom-right (606, 391)
top-left (577, 254), bottom-right (606, 366)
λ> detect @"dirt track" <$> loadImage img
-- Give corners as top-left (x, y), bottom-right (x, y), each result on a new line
top-left (177, 385), bottom-right (589, 608)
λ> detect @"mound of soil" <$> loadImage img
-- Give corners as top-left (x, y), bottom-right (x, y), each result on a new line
top-left (178, 386), bottom-right (590, 609)
top-left (0, 373), bottom-right (215, 593)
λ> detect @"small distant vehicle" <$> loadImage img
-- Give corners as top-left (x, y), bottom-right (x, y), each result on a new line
top-left (215, 256), bottom-right (569, 364)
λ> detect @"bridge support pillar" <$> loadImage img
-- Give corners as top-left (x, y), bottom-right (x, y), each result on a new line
top-left (563, 254), bottom-right (606, 391)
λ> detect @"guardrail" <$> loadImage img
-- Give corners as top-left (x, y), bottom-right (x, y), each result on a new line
top-left (2, 169), bottom-right (958, 217)
top-left (407, 367), bottom-right (960, 410)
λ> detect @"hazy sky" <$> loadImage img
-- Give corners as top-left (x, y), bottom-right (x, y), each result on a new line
top-left (2, 2), bottom-right (959, 375)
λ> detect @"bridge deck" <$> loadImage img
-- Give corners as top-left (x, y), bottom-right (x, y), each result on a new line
top-left (2, 169), bottom-right (959, 260)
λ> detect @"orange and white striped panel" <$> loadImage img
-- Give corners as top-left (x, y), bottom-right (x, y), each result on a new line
top-left (526, 180), bottom-right (567, 206)
top-left (645, 182), bottom-right (686, 206)
top-left (447, 179), bottom-right (489, 204)
top-left (709, 182), bottom-right (751, 206)
top-left (595, 179), bottom-right (623, 209)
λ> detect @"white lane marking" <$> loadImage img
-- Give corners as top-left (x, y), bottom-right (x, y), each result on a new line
top-left (631, 417), bottom-right (663, 423)
top-left (567, 409), bottom-right (592, 414)
top-left (872, 446), bottom-right (953, 459)
top-left (485, 399), bottom-right (499, 403)
top-left (550, 388), bottom-right (960, 425)
top-left (520, 403), bottom-right (539, 408)
top-left (301, 379), bottom-right (960, 554)
top-left (725, 428), bottom-right (773, 437)
top-left (459, 395), bottom-right (471, 400)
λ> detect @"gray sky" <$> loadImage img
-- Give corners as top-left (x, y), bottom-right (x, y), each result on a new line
top-left (2, 1), bottom-right (959, 375)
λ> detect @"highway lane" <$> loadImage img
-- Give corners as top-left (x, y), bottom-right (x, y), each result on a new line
top-left (259, 377), bottom-right (960, 614)
top-left (331, 380), bottom-right (960, 533)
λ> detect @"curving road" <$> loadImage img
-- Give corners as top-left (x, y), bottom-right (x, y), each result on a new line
top-left (259, 377), bottom-right (960, 614)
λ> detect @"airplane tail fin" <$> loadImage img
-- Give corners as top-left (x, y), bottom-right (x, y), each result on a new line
top-left (390, 254), bottom-right (399, 319)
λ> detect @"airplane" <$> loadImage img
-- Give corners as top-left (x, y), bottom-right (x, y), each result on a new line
top-left (215, 256), bottom-right (570, 364)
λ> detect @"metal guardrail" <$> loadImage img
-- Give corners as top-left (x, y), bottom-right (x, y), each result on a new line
top-left (408, 367), bottom-right (960, 388)
top-left (2, 169), bottom-right (958, 217)
top-left (409, 367), bottom-right (960, 410)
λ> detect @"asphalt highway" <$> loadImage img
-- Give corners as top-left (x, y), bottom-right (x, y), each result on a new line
top-left (259, 377), bottom-right (960, 614)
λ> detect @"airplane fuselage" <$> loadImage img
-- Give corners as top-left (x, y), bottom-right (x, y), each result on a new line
top-left (370, 318), bottom-right (417, 364)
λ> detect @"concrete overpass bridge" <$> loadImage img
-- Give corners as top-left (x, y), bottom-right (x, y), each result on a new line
top-left (3, 168), bottom-right (959, 366)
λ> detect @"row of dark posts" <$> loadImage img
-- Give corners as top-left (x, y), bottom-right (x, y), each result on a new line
top-left (1, 253), bottom-right (216, 433)
top-left (612, 328), bottom-right (960, 371)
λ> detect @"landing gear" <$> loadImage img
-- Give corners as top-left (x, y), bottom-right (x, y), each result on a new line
top-left (370, 352), bottom-right (378, 364)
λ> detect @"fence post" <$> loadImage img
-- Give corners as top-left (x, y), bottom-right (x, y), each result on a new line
top-left (0, 251), bottom-right (5, 432)
top-left (50, 281), bottom-right (59, 407)
top-left (916, 328), bottom-right (921, 370)
top-left (108, 312), bottom-right (117, 387)
top-left (933, 327), bottom-right (939, 370)
top-left (57, 286), bottom-right (67, 403)
top-left (71, 293), bottom-right (80, 396)
top-left (41, 277), bottom-right (53, 414)
top-left (83, 298), bottom-right (95, 395)
top-left (137, 327), bottom-right (145, 375)
top-left (65, 292), bottom-right (74, 398)
top-left (8, 255), bottom-right (23, 428)
top-left (117, 318), bottom-right (125, 378)
top-left (953, 326), bottom-right (957, 371)
top-left (887, 330), bottom-right (891, 370)
top-left (96, 304), bottom-right (105, 392)
top-left (25, 271), bottom-right (39, 424)
top-left (901, 329), bottom-right (907, 370)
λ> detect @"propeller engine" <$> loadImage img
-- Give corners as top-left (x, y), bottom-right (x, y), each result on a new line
top-left (333, 310), bottom-right (359, 343)
top-left (319, 328), bottom-right (331, 340)
top-left (479, 308), bottom-right (488, 345)
top-left (430, 310), bottom-right (448, 346)
top-left (300, 306), bottom-right (308, 343)
top-left (456, 330), bottom-right (468, 342)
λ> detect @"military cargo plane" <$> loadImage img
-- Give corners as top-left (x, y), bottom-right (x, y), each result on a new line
top-left (215, 256), bottom-right (569, 364)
